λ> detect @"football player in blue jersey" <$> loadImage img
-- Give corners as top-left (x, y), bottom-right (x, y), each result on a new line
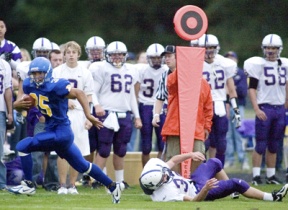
top-left (8, 57), bottom-right (124, 204)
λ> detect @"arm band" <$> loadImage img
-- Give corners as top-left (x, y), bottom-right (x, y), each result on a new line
top-left (230, 97), bottom-right (238, 109)
top-left (89, 102), bottom-right (94, 114)
top-left (249, 77), bottom-right (258, 89)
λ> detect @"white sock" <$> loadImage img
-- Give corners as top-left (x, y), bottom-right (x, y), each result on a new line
top-left (263, 193), bottom-right (273, 201)
top-left (266, 168), bottom-right (275, 178)
top-left (253, 167), bottom-right (261, 177)
top-left (103, 167), bottom-right (107, 175)
top-left (115, 170), bottom-right (124, 182)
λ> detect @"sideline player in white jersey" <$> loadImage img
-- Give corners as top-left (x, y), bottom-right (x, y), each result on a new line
top-left (52, 41), bottom-right (94, 194)
top-left (81, 36), bottom-right (106, 188)
top-left (0, 57), bottom-right (13, 191)
top-left (78, 36), bottom-right (106, 69)
top-left (244, 34), bottom-right (288, 185)
top-left (139, 152), bottom-right (288, 202)
top-left (134, 43), bottom-right (168, 167)
top-left (198, 34), bottom-right (240, 167)
top-left (89, 41), bottom-right (142, 188)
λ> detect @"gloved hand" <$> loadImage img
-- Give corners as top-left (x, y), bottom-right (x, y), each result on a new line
top-left (232, 108), bottom-right (241, 128)
top-left (1, 52), bottom-right (12, 62)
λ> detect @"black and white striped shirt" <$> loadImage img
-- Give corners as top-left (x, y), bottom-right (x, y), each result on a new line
top-left (155, 70), bottom-right (172, 101)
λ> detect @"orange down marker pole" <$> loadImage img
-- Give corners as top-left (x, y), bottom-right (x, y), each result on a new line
top-left (177, 47), bottom-right (205, 178)
top-left (173, 5), bottom-right (208, 178)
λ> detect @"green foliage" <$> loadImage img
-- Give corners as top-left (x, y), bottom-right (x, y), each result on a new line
top-left (1, 0), bottom-right (288, 62)
top-left (0, 184), bottom-right (287, 210)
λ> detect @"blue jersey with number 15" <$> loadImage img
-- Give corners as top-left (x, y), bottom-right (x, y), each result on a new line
top-left (23, 77), bottom-right (71, 128)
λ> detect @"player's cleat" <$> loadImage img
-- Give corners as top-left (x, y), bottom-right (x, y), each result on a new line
top-left (111, 182), bottom-right (125, 204)
top-left (91, 180), bottom-right (103, 189)
top-left (252, 176), bottom-right (262, 186)
top-left (122, 181), bottom-right (130, 189)
top-left (68, 186), bottom-right (78, 194)
top-left (82, 175), bottom-right (91, 187)
top-left (230, 192), bottom-right (240, 199)
top-left (57, 186), bottom-right (68, 195)
top-left (266, 175), bottom-right (282, 185)
top-left (8, 180), bottom-right (36, 195)
top-left (272, 184), bottom-right (288, 201)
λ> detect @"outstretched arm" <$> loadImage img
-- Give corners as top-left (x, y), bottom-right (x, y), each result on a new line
top-left (166, 152), bottom-right (205, 169)
top-left (67, 88), bottom-right (103, 129)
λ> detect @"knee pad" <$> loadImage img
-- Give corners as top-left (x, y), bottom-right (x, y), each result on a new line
top-left (231, 178), bottom-right (250, 194)
top-left (216, 140), bottom-right (227, 155)
top-left (114, 143), bottom-right (127, 158)
top-left (98, 143), bottom-right (112, 158)
top-left (255, 141), bottom-right (266, 155)
top-left (142, 143), bottom-right (152, 155)
top-left (210, 158), bottom-right (223, 172)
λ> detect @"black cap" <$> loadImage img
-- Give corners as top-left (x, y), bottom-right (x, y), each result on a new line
top-left (161, 45), bottom-right (176, 56)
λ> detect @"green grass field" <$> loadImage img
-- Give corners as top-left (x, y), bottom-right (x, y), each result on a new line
top-left (0, 184), bottom-right (287, 210)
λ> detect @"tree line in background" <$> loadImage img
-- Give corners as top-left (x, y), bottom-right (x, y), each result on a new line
top-left (1, 0), bottom-right (288, 64)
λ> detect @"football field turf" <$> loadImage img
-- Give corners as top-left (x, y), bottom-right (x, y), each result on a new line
top-left (0, 184), bottom-right (287, 210)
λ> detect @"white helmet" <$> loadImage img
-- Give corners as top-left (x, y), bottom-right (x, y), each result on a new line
top-left (51, 42), bottom-right (60, 51)
top-left (139, 161), bottom-right (173, 195)
top-left (198, 34), bottom-right (220, 58)
top-left (190, 39), bottom-right (199, 47)
top-left (146, 43), bottom-right (164, 69)
top-left (85, 36), bottom-right (106, 62)
top-left (106, 41), bottom-right (128, 68)
top-left (31, 37), bottom-right (52, 58)
top-left (261, 34), bottom-right (283, 58)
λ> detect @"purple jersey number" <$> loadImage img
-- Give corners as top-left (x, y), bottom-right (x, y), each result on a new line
top-left (173, 178), bottom-right (188, 192)
top-left (143, 78), bottom-right (154, 98)
top-left (68, 79), bottom-right (78, 88)
top-left (111, 74), bottom-right (133, 93)
top-left (203, 69), bottom-right (225, 89)
top-left (0, 75), bottom-right (3, 94)
top-left (264, 67), bottom-right (286, 86)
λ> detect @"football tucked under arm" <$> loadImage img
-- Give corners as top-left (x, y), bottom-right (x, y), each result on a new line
top-left (22, 94), bottom-right (36, 110)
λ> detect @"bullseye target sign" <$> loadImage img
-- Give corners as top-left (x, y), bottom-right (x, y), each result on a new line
top-left (174, 5), bottom-right (208, 41)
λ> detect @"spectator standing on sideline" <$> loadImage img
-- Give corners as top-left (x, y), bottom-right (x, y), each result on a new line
top-left (244, 34), bottom-right (288, 185)
top-left (152, 45), bottom-right (213, 174)
top-left (8, 57), bottom-right (124, 204)
top-left (90, 41), bottom-right (142, 188)
top-left (0, 57), bottom-right (13, 190)
top-left (224, 51), bottom-right (249, 170)
top-left (134, 43), bottom-right (168, 167)
top-left (198, 34), bottom-right (240, 167)
top-left (0, 19), bottom-right (22, 70)
top-left (53, 41), bottom-right (94, 194)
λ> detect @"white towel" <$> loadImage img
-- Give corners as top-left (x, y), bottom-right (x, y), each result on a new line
top-left (214, 101), bottom-right (226, 117)
top-left (103, 112), bottom-right (120, 131)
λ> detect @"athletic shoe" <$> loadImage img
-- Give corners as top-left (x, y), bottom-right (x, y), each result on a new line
top-left (57, 187), bottom-right (68, 195)
top-left (8, 180), bottom-right (36, 195)
top-left (272, 184), bottom-right (288, 201)
top-left (266, 175), bottom-right (282, 185)
top-left (230, 192), bottom-right (240, 199)
top-left (252, 176), bottom-right (262, 186)
top-left (68, 186), bottom-right (78, 194)
top-left (111, 182), bottom-right (125, 204)
top-left (91, 180), bottom-right (103, 189)
top-left (122, 181), bottom-right (130, 189)
top-left (82, 175), bottom-right (91, 187)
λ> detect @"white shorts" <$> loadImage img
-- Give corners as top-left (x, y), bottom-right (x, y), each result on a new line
top-left (67, 109), bottom-right (90, 156)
